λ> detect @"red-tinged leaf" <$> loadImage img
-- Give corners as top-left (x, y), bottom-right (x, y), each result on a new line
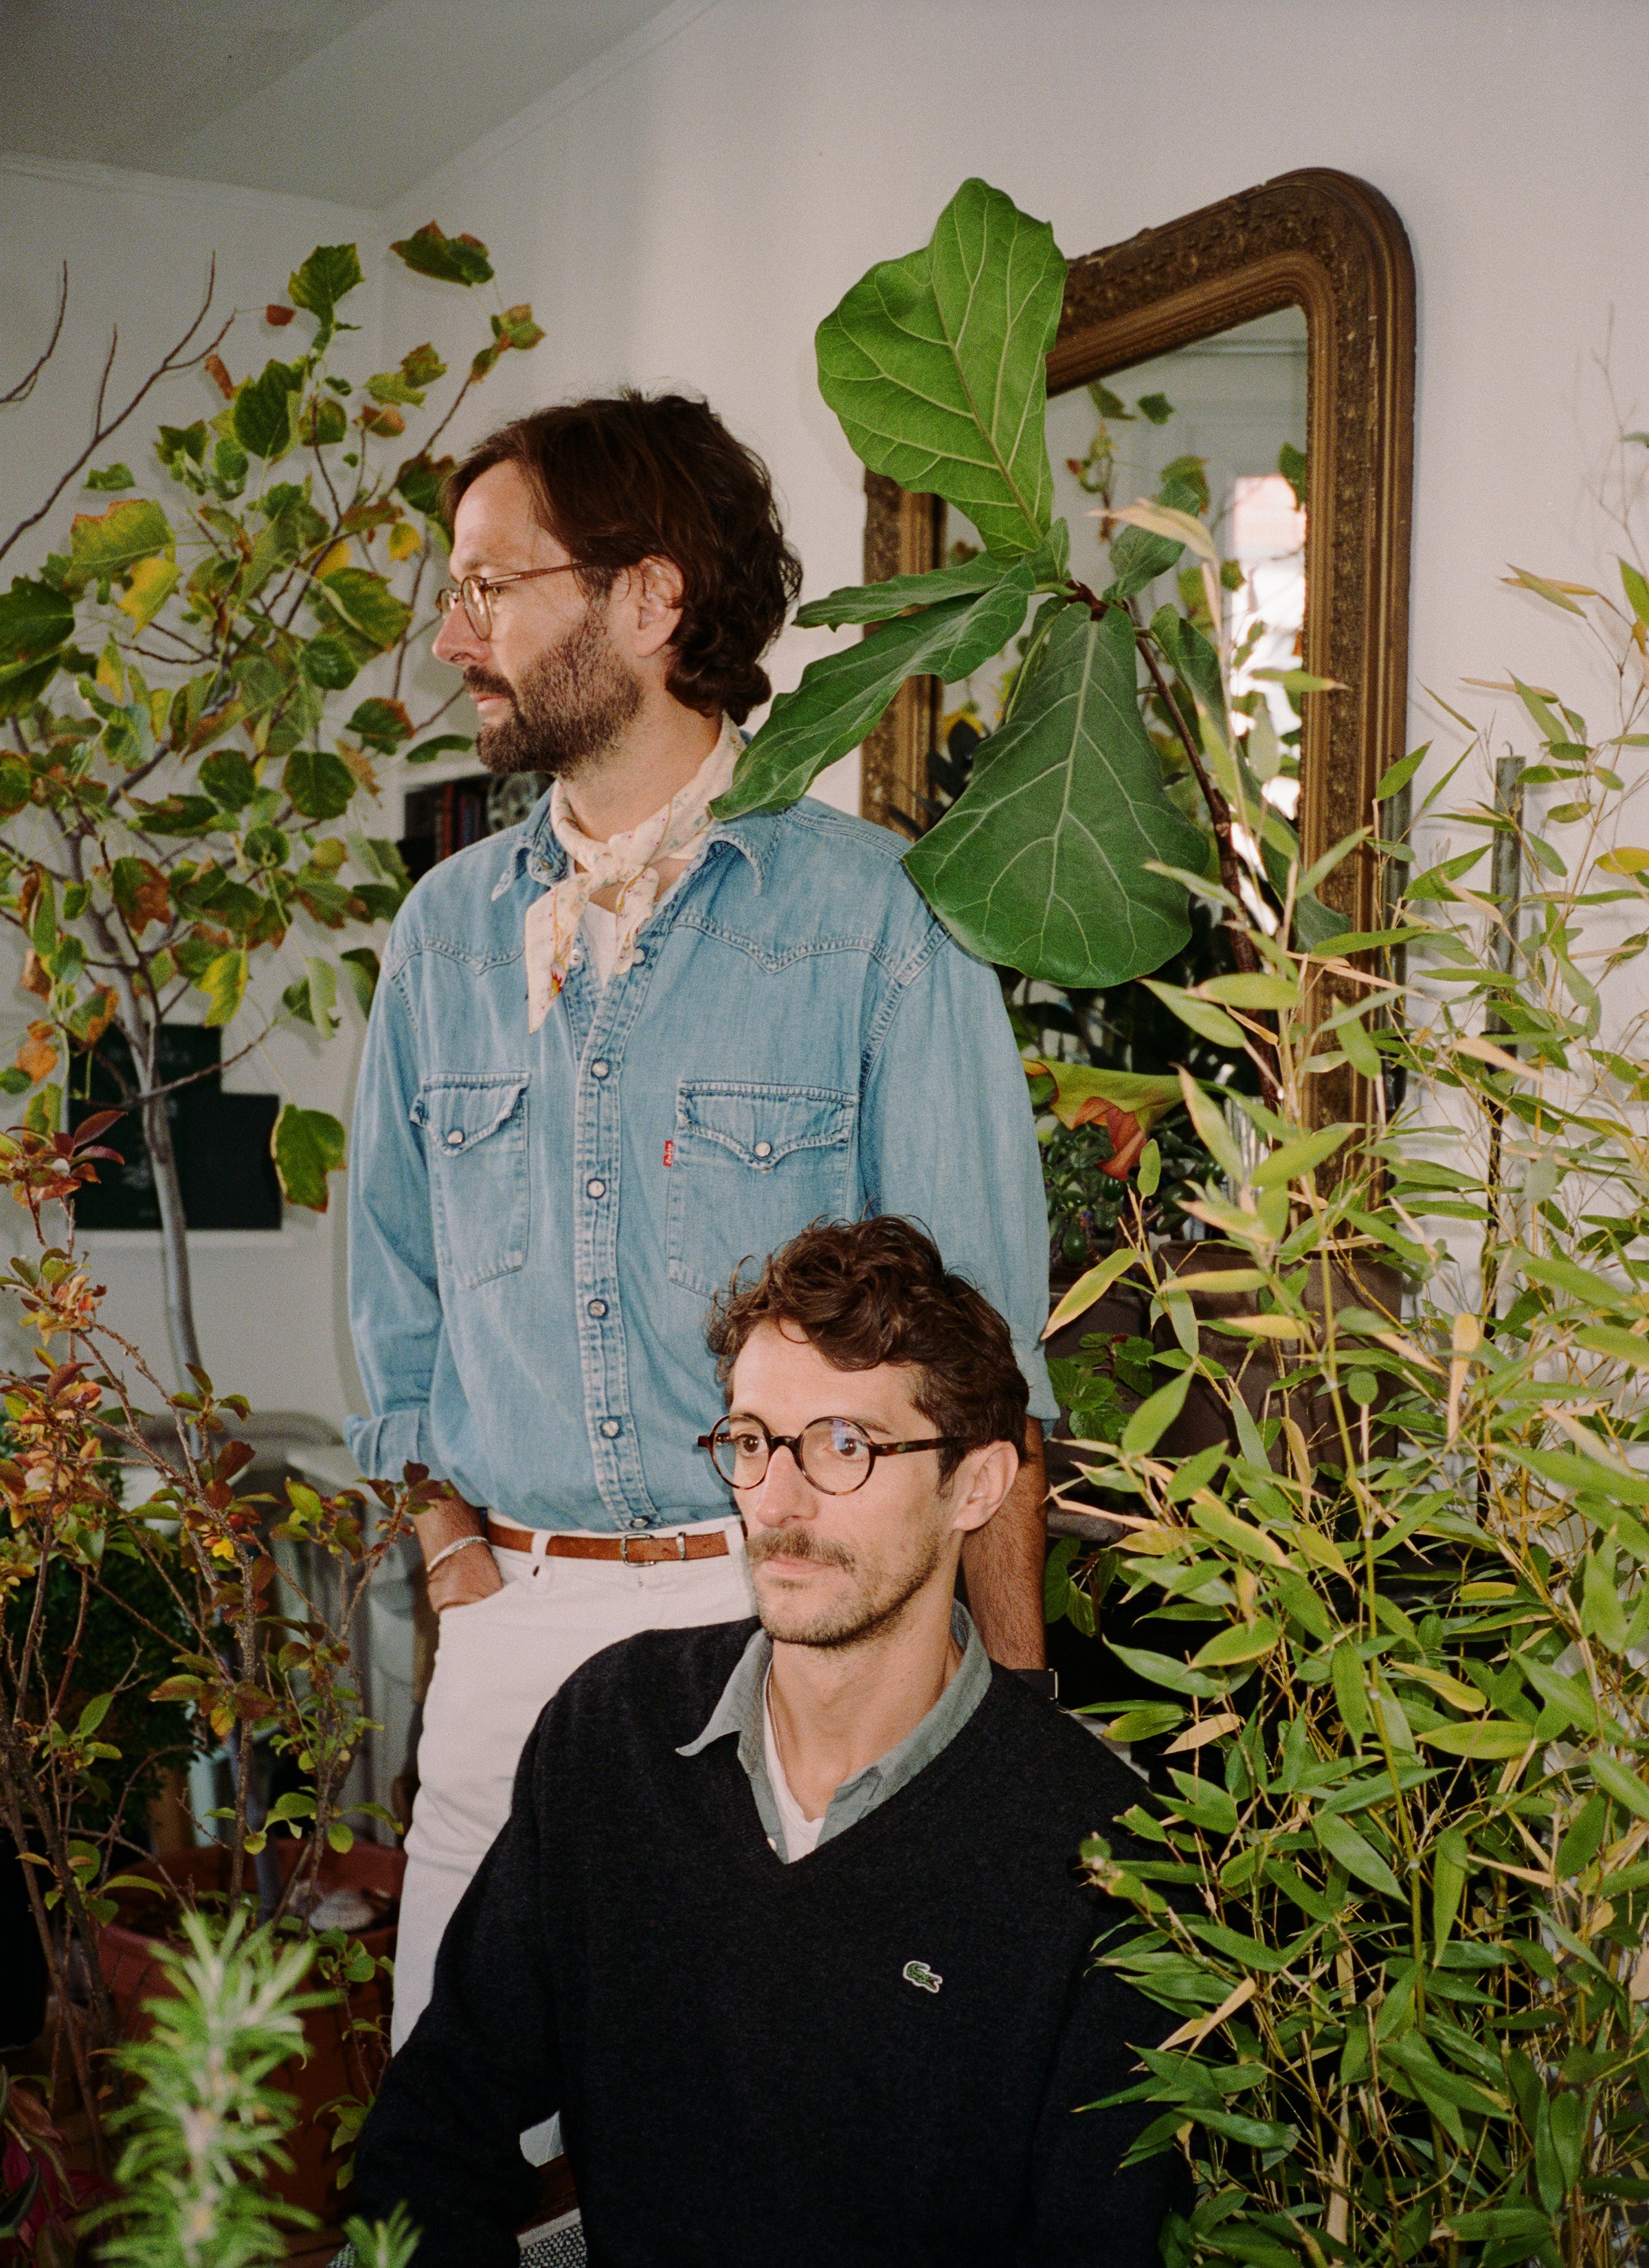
top-left (232, 1683), bottom-right (280, 1721)
top-left (46, 1361), bottom-right (87, 1397)
top-left (148, 1675), bottom-right (205, 1704)
top-left (72, 1109), bottom-right (123, 1149)
top-left (203, 354), bottom-right (234, 401)
top-left (215, 1438), bottom-right (256, 1484)
top-left (266, 304), bottom-right (295, 326)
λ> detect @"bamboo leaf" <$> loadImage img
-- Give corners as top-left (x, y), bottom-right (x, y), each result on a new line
top-left (1312, 1809), bottom-right (1402, 1897)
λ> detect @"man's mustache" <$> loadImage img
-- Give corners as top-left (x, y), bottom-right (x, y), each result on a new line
top-left (746, 1525), bottom-right (855, 1574)
top-left (464, 669), bottom-right (515, 702)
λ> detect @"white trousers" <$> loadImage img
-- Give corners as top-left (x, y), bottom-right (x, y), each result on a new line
top-left (392, 1517), bottom-right (754, 2085)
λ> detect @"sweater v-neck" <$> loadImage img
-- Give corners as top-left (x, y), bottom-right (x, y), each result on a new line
top-left (693, 1664), bottom-right (1013, 1881)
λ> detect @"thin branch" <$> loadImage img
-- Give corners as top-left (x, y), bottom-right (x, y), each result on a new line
top-left (0, 258), bottom-right (234, 570)
top-left (1, 263), bottom-right (68, 406)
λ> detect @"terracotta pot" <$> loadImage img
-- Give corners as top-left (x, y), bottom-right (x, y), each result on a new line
top-left (98, 1838), bottom-right (403, 2226)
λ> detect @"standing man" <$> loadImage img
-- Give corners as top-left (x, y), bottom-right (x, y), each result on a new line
top-left (346, 391), bottom-right (1057, 2052)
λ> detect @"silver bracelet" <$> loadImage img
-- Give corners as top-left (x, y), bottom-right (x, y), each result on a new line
top-left (425, 1531), bottom-right (491, 1577)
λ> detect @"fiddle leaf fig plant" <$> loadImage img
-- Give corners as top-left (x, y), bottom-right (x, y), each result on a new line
top-left (0, 224), bottom-right (543, 1380)
top-left (717, 176), bottom-right (1308, 994)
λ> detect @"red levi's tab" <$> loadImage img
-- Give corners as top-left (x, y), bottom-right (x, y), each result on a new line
top-left (663, 1139), bottom-right (675, 1168)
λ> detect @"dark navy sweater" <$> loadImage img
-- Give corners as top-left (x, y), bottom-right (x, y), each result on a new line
top-left (356, 1621), bottom-right (1180, 2267)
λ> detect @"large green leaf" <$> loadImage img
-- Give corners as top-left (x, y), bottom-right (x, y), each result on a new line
top-left (714, 559), bottom-right (1044, 819)
top-left (317, 567), bottom-right (412, 652)
top-left (797, 522), bottom-right (1070, 630)
top-left (65, 499), bottom-right (173, 593)
top-left (903, 602), bottom-right (1204, 985)
top-left (816, 177), bottom-right (1064, 560)
top-left (796, 551), bottom-right (1015, 629)
top-left (284, 748), bottom-right (359, 821)
top-left (233, 360), bottom-right (305, 462)
top-left (272, 1104), bottom-right (346, 1212)
top-left (0, 577), bottom-right (74, 661)
top-left (288, 243), bottom-right (364, 337)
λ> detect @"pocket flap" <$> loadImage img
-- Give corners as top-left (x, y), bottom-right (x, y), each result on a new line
top-left (412, 1074), bottom-right (530, 1152)
top-left (677, 1082), bottom-right (855, 1170)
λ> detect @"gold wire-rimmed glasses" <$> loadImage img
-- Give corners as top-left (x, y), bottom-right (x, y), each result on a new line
top-left (434, 563), bottom-right (590, 640)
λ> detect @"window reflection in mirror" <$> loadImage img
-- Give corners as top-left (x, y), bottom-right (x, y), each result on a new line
top-left (1054, 305), bottom-right (1308, 775)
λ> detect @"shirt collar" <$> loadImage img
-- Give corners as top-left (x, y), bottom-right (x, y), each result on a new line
top-left (677, 1601), bottom-right (991, 1819)
top-left (488, 776), bottom-right (773, 904)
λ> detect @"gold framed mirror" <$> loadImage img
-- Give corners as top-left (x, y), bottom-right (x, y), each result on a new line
top-left (857, 167), bottom-right (1415, 946)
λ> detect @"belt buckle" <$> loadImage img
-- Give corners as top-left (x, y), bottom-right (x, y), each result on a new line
top-left (618, 1534), bottom-right (631, 1564)
top-left (618, 1533), bottom-right (688, 1563)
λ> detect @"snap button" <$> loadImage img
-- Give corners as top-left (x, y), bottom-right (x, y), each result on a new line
top-left (590, 1060), bottom-right (609, 1078)
top-left (446, 1129), bottom-right (465, 1148)
top-left (753, 1140), bottom-right (772, 1159)
top-left (587, 1298), bottom-right (607, 1318)
top-left (587, 1177), bottom-right (606, 1199)
top-left (601, 1418), bottom-right (621, 1439)
top-left (627, 1515), bottom-right (649, 1530)
top-left (631, 946), bottom-right (646, 963)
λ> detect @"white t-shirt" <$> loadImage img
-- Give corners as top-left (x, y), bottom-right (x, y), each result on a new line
top-left (763, 1671), bottom-right (826, 1862)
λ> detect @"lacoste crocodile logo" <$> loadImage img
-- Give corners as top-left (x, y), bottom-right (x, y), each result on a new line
top-left (903, 1960), bottom-right (942, 1994)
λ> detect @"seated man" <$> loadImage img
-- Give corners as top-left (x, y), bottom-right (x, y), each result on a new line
top-left (354, 1217), bottom-right (1177, 2267)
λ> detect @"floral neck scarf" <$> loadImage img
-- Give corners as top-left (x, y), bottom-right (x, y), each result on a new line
top-left (523, 721), bottom-right (738, 1032)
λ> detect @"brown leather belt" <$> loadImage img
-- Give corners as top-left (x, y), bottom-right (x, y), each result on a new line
top-left (485, 1518), bottom-right (730, 1565)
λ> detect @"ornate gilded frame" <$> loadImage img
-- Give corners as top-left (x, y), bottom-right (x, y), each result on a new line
top-left (857, 167), bottom-right (1415, 944)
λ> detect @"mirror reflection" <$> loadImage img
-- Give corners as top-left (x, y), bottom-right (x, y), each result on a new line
top-left (1052, 304), bottom-right (1308, 761)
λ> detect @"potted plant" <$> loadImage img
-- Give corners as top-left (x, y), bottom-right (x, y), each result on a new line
top-left (0, 1110), bottom-right (436, 2223)
top-left (0, 221), bottom-right (544, 1383)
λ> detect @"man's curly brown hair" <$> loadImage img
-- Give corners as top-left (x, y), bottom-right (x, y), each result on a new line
top-left (706, 1219), bottom-right (1029, 1482)
top-left (444, 391), bottom-right (801, 724)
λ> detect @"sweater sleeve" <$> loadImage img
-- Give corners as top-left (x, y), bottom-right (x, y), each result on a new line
top-left (1017, 1911), bottom-right (1189, 2268)
top-left (352, 1720), bottom-right (561, 2265)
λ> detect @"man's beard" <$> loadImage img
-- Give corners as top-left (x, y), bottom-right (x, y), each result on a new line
top-left (469, 601), bottom-right (643, 780)
top-left (745, 1520), bottom-right (947, 1652)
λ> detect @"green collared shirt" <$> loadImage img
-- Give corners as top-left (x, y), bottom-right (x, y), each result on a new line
top-left (677, 1603), bottom-right (991, 1861)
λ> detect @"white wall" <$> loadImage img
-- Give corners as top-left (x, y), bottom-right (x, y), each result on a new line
top-left (2, 0), bottom-right (1647, 1425)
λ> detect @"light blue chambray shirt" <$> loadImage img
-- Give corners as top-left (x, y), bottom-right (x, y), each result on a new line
top-left (345, 792), bottom-right (1056, 1533)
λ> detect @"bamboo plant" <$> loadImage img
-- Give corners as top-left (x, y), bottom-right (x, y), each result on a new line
top-left (1042, 491), bottom-right (1649, 2268)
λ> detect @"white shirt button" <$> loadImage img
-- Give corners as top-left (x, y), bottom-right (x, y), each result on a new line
top-left (753, 1140), bottom-right (772, 1159)
top-left (446, 1129), bottom-right (465, 1148)
top-left (590, 1060), bottom-right (609, 1078)
top-left (631, 946), bottom-right (646, 964)
top-left (587, 1298), bottom-right (607, 1318)
top-left (627, 1515), bottom-right (649, 1529)
top-left (601, 1419), bottom-right (620, 1438)
top-left (587, 1178), bottom-right (606, 1198)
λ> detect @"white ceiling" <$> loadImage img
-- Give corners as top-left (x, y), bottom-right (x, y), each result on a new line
top-left (0, 0), bottom-right (678, 207)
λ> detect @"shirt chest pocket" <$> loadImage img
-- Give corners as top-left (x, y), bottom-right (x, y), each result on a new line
top-left (666, 1081), bottom-right (857, 1301)
top-left (412, 1074), bottom-right (530, 1291)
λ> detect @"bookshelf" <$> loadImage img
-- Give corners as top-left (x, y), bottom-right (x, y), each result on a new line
top-left (399, 769), bottom-right (550, 882)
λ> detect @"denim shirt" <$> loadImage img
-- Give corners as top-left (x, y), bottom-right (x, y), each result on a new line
top-left (345, 792), bottom-right (1055, 1532)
